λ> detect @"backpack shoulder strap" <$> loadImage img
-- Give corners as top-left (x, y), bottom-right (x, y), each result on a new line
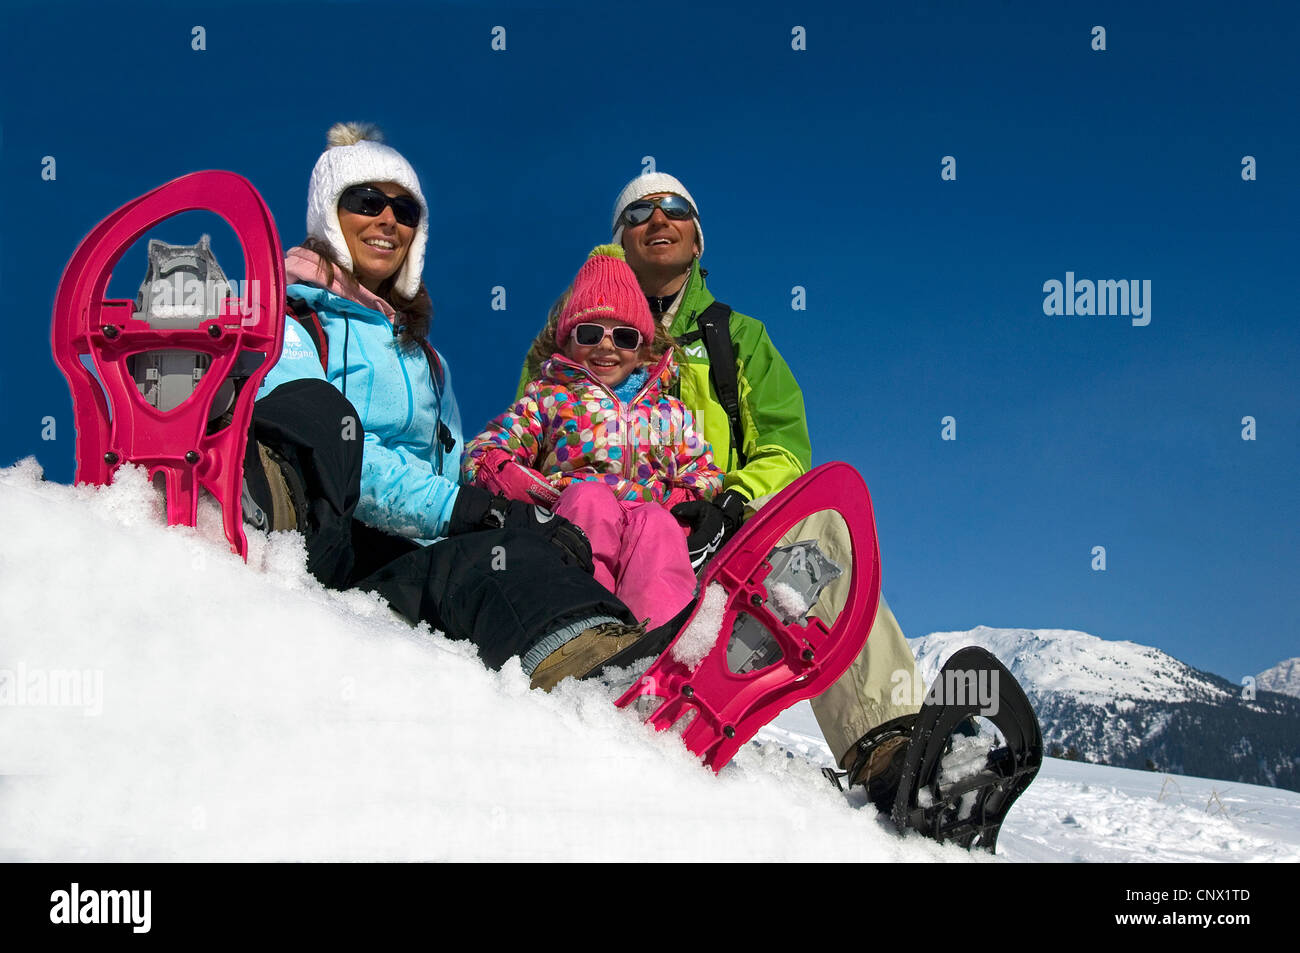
top-left (418, 338), bottom-right (446, 392)
top-left (677, 301), bottom-right (746, 469)
top-left (287, 292), bottom-right (455, 459)
top-left (418, 339), bottom-right (455, 454)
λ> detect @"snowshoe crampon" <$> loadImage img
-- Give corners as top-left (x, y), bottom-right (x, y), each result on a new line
top-left (616, 462), bottom-right (881, 771)
top-left (51, 171), bottom-right (285, 558)
top-left (891, 647), bottom-right (1043, 853)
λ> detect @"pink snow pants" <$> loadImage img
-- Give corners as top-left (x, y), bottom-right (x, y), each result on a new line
top-left (554, 481), bottom-right (697, 631)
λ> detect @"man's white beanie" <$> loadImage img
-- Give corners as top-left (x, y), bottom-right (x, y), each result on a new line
top-left (306, 122), bottom-right (429, 300)
top-left (610, 172), bottom-right (704, 257)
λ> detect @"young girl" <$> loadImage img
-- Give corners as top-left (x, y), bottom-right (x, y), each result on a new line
top-left (463, 245), bottom-right (724, 636)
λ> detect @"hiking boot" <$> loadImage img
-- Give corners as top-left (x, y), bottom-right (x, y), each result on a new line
top-left (242, 441), bottom-right (308, 533)
top-left (846, 713), bottom-right (918, 814)
top-left (529, 620), bottom-right (649, 692)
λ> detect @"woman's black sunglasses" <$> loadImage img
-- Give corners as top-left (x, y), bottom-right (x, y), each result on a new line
top-left (619, 194), bottom-right (694, 228)
top-left (339, 186), bottom-right (421, 227)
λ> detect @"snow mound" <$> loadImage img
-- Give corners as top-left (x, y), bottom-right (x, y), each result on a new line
top-left (0, 459), bottom-right (968, 863)
top-left (10, 460), bottom-right (1293, 861)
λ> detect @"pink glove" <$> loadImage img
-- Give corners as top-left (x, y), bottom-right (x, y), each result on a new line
top-left (663, 485), bottom-right (701, 509)
top-left (475, 448), bottom-right (562, 506)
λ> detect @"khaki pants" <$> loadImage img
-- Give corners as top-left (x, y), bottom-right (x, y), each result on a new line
top-left (751, 499), bottom-right (922, 768)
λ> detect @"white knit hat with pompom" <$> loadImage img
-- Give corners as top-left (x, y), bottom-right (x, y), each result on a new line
top-left (306, 122), bottom-right (429, 299)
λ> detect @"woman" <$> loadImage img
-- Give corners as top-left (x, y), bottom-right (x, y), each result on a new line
top-left (248, 123), bottom-right (650, 690)
top-left (256, 122), bottom-right (459, 544)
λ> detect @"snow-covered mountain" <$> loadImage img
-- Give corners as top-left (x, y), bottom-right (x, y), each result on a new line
top-left (1257, 658), bottom-right (1300, 699)
top-left (911, 627), bottom-right (1300, 792)
top-left (912, 626), bottom-right (1230, 705)
top-left (3, 458), bottom-right (1298, 862)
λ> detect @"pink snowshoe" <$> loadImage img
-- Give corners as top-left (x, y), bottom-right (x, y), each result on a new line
top-left (616, 461), bottom-right (881, 771)
top-left (51, 171), bottom-right (285, 559)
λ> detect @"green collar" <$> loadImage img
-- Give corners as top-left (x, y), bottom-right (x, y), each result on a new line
top-left (671, 259), bottom-right (713, 334)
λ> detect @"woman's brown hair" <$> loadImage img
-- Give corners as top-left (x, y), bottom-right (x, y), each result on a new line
top-left (299, 235), bottom-right (432, 347)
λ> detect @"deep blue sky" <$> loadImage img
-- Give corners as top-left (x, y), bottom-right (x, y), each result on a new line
top-left (2, 1), bottom-right (1295, 682)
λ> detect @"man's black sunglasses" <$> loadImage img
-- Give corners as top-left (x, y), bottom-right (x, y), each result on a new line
top-left (619, 194), bottom-right (694, 228)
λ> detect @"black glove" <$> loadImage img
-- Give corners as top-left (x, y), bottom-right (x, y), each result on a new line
top-left (671, 489), bottom-right (747, 571)
top-left (448, 486), bottom-right (594, 573)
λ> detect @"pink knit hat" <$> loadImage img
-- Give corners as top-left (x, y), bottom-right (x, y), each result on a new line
top-left (557, 244), bottom-right (654, 346)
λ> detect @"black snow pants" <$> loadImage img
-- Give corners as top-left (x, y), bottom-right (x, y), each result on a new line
top-left (247, 379), bottom-right (635, 669)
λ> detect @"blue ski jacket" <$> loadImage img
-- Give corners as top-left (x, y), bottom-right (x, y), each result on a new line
top-left (256, 278), bottom-right (464, 542)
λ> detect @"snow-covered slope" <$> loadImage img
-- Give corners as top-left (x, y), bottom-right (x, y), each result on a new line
top-left (0, 460), bottom-right (964, 863)
top-left (3, 458), bottom-right (1298, 862)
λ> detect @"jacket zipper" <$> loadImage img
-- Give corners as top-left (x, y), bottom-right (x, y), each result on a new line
top-left (548, 355), bottom-right (671, 487)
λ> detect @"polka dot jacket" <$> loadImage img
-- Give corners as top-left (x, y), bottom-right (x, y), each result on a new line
top-left (463, 349), bottom-right (724, 504)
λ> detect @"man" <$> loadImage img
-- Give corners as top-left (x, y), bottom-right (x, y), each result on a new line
top-left (607, 172), bottom-right (925, 811)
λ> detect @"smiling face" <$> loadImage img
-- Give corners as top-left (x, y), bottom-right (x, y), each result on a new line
top-left (563, 316), bottom-right (647, 389)
top-left (337, 181), bottom-right (415, 292)
top-left (619, 192), bottom-right (700, 291)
